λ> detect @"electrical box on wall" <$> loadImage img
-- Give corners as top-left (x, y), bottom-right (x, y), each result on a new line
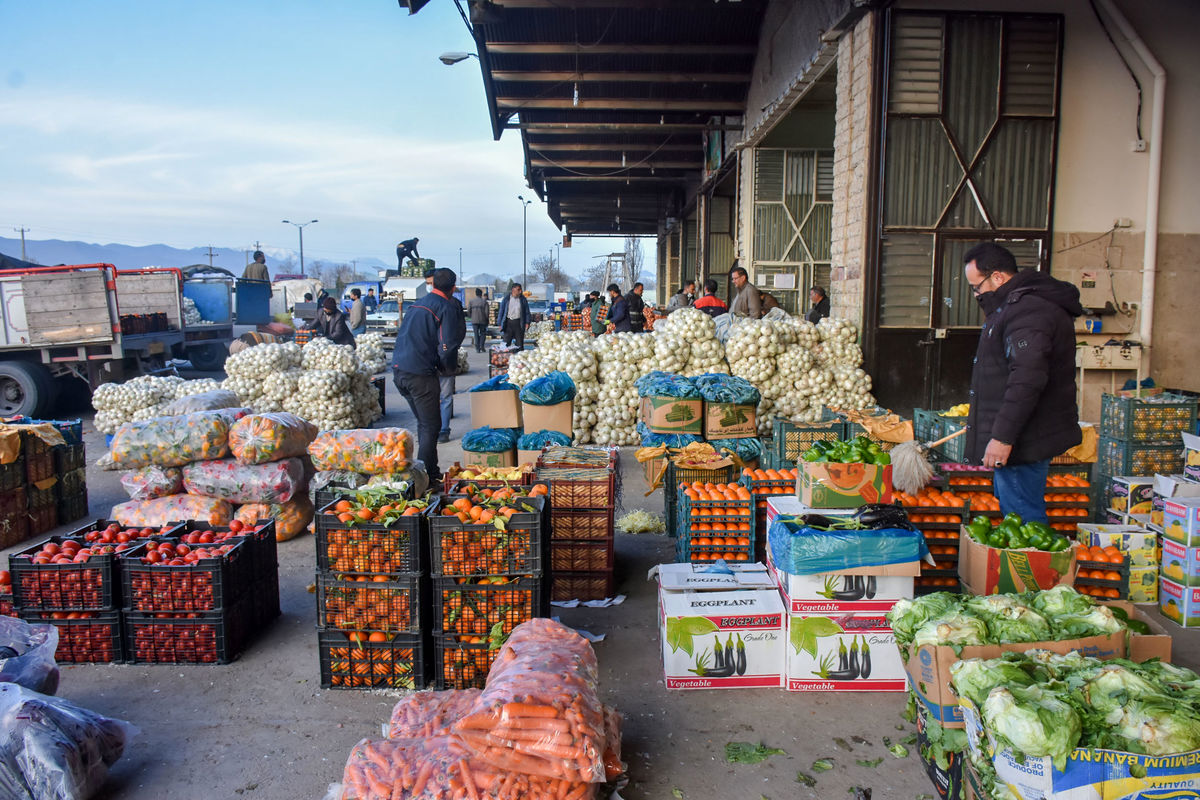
top-left (1061, 269), bottom-right (1113, 312)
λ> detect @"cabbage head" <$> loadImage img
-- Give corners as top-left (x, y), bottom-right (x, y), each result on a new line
top-left (911, 613), bottom-right (989, 652)
top-left (983, 685), bottom-right (1082, 771)
top-left (888, 593), bottom-right (963, 647)
top-left (950, 657), bottom-right (1038, 709)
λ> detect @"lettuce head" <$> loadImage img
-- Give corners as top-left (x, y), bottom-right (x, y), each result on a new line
top-left (1052, 605), bottom-right (1125, 639)
top-left (889, 593), bottom-right (963, 647)
top-left (950, 657), bottom-right (1038, 708)
top-left (983, 684), bottom-right (1082, 771)
top-left (1029, 585), bottom-right (1094, 618)
top-left (911, 613), bottom-right (989, 652)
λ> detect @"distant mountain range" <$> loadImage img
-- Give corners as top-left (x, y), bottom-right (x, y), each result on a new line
top-left (0, 236), bottom-right (390, 279)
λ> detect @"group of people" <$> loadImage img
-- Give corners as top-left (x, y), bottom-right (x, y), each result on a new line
top-left (661, 266), bottom-right (831, 324)
top-left (303, 286), bottom-right (380, 347)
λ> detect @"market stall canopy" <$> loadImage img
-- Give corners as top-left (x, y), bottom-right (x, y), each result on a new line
top-left (422, 0), bottom-right (768, 236)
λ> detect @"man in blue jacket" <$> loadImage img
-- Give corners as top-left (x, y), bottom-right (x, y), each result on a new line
top-left (497, 283), bottom-right (531, 350)
top-left (392, 267), bottom-right (465, 483)
top-left (606, 283), bottom-right (630, 333)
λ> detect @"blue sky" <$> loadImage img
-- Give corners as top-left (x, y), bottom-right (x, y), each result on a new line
top-left (0, 1), bottom-right (627, 277)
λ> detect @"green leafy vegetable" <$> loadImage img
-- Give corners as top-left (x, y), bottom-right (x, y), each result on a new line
top-left (671, 789), bottom-right (683, 799)
top-left (984, 685), bottom-right (1082, 771)
top-left (795, 772), bottom-right (816, 788)
top-left (725, 742), bottom-right (786, 765)
top-left (812, 758), bottom-right (834, 772)
top-left (888, 743), bottom-right (909, 758)
top-left (855, 757), bottom-right (883, 768)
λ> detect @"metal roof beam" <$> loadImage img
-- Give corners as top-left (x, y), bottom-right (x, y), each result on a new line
top-left (492, 71), bottom-right (749, 84)
top-left (531, 158), bottom-right (697, 169)
top-left (527, 142), bottom-right (698, 152)
top-left (486, 42), bottom-right (757, 56)
top-left (545, 175), bottom-right (683, 182)
top-left (518, 122), bottom-right (741, 133)
top-left (498, 97), bottom-right (744, 111)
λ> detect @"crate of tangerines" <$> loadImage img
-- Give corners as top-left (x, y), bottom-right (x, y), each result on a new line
top-left (316, 492), bottom-right (438, 575)
top-left (430, 490), bottom-right (547, 578)
top-left (895, 485), bottom-right (967, 594)
top-left (676, 481), bottom-right (754, 563)
top-left (1072, 543), bottom-right (1130, 601)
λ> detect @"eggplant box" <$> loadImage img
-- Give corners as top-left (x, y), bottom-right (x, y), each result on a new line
top-left (957, 528), bottom-right (1077, 596)
top-left (784, 612), bottom-right (906, 692)
top-left (796, 462), bottom-right (893, 508)
top-left (764, 539), bottom-right (916, 616)
top-left (960, 691), bottom-right (1200, 799)
top-left (904, 601), bottom-right (1172, 729)
top-left (765, 496), bottom-right (856, 529)
top-left (469, 389), bottom-right (522, 430)
top-left (660, 588), bottom-right (784, 690)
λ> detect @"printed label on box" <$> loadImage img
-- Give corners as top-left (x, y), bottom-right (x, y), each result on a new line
top-left (784, 613), bottom-right (905, 692)
top-left (1129, 565), bottom-right (1159, 603)
top-left (640, 396), bottom-right (704, 436)
top-left (1159, 575), bottom-right (1200, 627)
top-left (704, 402), bottom-right (757, 440)
top-left (1161, 538), bottom-right (1200, 586)
top-left (1164, 497), bottom-right (1200, 546)
top-left (661, 589), bottom-right (784, 690)
top-left (797, 462), bottom-right (893, 508)
top-left (765, 545), bottom-right (913, 615)
top-left (1110, 475), bottom-right (1155, 514)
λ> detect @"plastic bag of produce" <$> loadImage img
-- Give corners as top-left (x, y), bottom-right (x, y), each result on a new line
top-left (636, 422), bottom-right (701, 449)
top-left (119, 465), bottom-right (183, 502)
top-left (365, 463), bottom-right (429, 498)
top-left (634, 371), bottom-right (700, 399)
top-left (387, 690), bottom-right (481, 738)
top-left (468, 374), bottom-right (517, 393)
top-left (228, 412), bottom-right (318, 464)
top-left (454, 618), bottom-right (607, 783)
top-left (0, 683), bottom-right (136, 800)
top-left (310, 470), bottom-right (370, 499)
top-left (518, 370), bottom-right (576, 405)
top-left (182, 457), bottom-right (305, 504)
top-left (338, 735), bottom-right (597, 800)
top-left (0, 617), bottom-right (59, 695)
top-left (235, 495), bottom-right (314, 542)
top-left (308, 428), bottom-right (414, 474)
top-left (461, 427), bottom-right (519, 453)
top-left (715, 436), bottom-right (763, 462)
top-left (517, 430), bottom-right (572, 450)
top-left (159, 389), bottom-right (243, 416)
top-left (112, 494), bottom-right (233, 527)
top-left (767, 520), bottom-right (930, 576)
top-left (692, 373), bottom-right (761, 404)
top-left (108, 411), bottom-right (233, 468)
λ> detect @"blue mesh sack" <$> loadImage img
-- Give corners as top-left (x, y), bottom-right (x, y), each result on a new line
top-left (637, 421), bottom-right (702, 449)
top-left (469, 374), bottom-right (517, 392)
top-left (634, 371), bottom-right (699, 399)
top-left (518, 430), bottom-right (572, 449)
top-left (519, 371), bottom-right (577, 405)
top-left (715, 436), bottom-right (763, 462)
top-left (461, 426), bottom-right (520, 453)
top-left (692, 373), bottom-right (761, 404)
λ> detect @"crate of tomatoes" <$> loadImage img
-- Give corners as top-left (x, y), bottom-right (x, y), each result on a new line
top-left (9, 537), bottom-right (125, 611)
top-left (176, 521), bottom-right (279, 627)
top-left (125, 593), bottom-right (254, 664)
top-left (119, 538), bottom-right (254, 613)
top-left (318, 629), bottom-right (427, 690)
top-left (430, 494), bottom-right (545, 578)
top-left (18, 610), bottom-right (124, 663)
top-left (315, 491), bottom-right (438, 576)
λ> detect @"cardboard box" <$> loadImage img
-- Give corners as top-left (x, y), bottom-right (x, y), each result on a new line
top-left (462, 449), bottom-right (516, 469)
top-left (521, 400), bottom-right (573, 438)
top-left (639, 396), bottom-right (703, 436)
top-left (1164, 497), bottom-right (1200, 546)
top-left (516, 448), bottom-right (543, 468)
top-left (915, 705), bottom-right (965, 800)
top-left (796, 462), bottom-right (893, 508)
top-left (960, 693), bottom-right (1200, 800)
top-left (1078, 523), bottom-right (1159, 567)
top-left (1185, 432), bottom-right (1200, 482)
top-left (905, 601), bottom-right (1172, 728)
top-left (1104, 508), bottom-right (1127, 525)
top-left (660, 588), bottom-right (784, 690)
top-left (1160, 575), bottom-right (1200, 627)
top-left (1109, 475), bottom-right (1155, 514)
top-left (655, 562), bottom-right (775, 594)
top-left (1129, 565), bottom-right (1159, 603)
top-left (765, 539), bottom-right (915, 616)
top-left (470, 388), bottom-right (522, 429)
top-left (784, 612), bottom-right (906, 692)
top-left (703, 402), bottom-right (757, 440)
top-left (642, 454), bottom-right (667, 487)
top-left (1160, 538), bottom-right (1200, 586)
top-left (957, 528), bottom-right (1077, 595)
top-left (1152, 474), bottom-right (1200, 527)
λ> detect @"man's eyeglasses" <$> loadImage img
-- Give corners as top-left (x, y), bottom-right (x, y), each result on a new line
top-left (968, 274), bottom-right (992, 295)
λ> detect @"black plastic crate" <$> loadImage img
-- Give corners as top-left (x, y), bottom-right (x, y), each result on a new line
top-left (22, 433), bottom-right (55, 484)
top-left (1098, 436), bottom-right (1184, 478)
top-left (179, 520), bottom-right (278, 585)
top-left (316, 573), bottom-right (426, 633)
top-left (317, 630), bottom-right (427, 690)
top-left (663, 462), bottom-right (738, 540)
top-left (550, 570), bottom-right (615, 602)
top-left (913, 409), bottom-right (945, 444)
top-left (125, 595), bottom-right (254, 664)
top-left (54, 443), bottom-right (86, 473)
top-left (19, 610), bottom-right (124, 663)
top-left (56, 492), bottom-right (89, 525)
top-left (432, 576), bottom-right (542, 636)
top-left (0, 457), bottom-right (24, 493)
top-left (0, 512), bottom-right (29, 551)
top-left (27, 505), bottom-right (58, 537)
top-left (252, 571), bottom-right (281, 628)
top-left (433, 632), bottom-right (500, 690)
top-left (119, 538), bottom-right (254, 613)
top-left (10, 536), bottom-right (119, 611)
top-left (1101, 393), bottom-right (1197, 443)
top-left (315, 498), bottom-right (437, 576)
top-left (429, 495), bottom-right (544, 577)
top-left (771, 415), bottom-right (846, 465)
top-left (27, 480), bottom-right (55, 510)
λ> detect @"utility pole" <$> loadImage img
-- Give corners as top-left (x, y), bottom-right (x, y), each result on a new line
top-left (13, 228), bottom-right (29, 260)
top-left (517, 196), bottom-right (531, 289)
top-left (458, 247), bottom-right (463, 285)
top-left (351, 259), bottom-right (358, 279)
top-left (205, 246), bottom-right (219, 267)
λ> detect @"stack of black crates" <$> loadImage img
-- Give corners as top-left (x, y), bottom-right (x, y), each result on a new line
top-left (1097, 393), bottom-right (1197, 511)
top-left (536, 450), bottom-right (617, 601)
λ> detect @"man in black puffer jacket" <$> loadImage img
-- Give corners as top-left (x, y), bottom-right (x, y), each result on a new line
top-left (963, 242), bottom-right (1084, 523)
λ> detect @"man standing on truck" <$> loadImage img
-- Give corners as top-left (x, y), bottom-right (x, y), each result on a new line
top-left (392, 267), bottom-right (465, 484)
top-left (244, 251), bottom-right (270, 282)
top-left (396, 237), bottom-right (421, 269)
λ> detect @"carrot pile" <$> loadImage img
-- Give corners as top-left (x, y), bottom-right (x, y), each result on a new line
top-left (339, 620), bottom-right (623, 800)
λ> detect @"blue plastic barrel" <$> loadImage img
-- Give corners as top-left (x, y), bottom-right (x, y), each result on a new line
top-left (235, 279), bottom-right (272, 325)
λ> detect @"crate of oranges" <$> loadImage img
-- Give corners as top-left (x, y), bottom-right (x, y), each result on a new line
top-left (433, 632), bottom-right (501, 690)
top-left (1072, 544), bottom-right (1129, 601)
top-left (1044, 473), bottom-right (1094, 534)
top-left (430, 494), bottom-right (545, 578)
top-left (740, 467), bottom-right (796, 562)
top-left (896, 486), bottom-right (967, 594)
top-left (676, 482), bottom-right (754, 563)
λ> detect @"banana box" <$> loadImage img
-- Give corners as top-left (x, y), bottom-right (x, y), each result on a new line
top-left (1078, 523), bottom-right (1159, 567)
top-left (1108, 475), bottom-right (1154, 514)
top-left (1159, 574), bottom-right (1200, 627)
top-left (1163, 497), bottom-right (1200, 546)
top-left (1129, 565), bottom-right (1159, 603)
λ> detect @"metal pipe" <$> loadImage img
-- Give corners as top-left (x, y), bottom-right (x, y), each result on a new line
top-left (1094, 0), bottom-right (1165, 365)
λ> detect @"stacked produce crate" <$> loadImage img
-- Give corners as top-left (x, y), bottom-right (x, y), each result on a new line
top-left (663, 461), bottom-right (737, 544)
top-left (314, 495), bottom-right (435, 689)
top-left (52, 420), bottom-right (88, 525)
top-left (429, 486), bottom-right (547, 688)
top-left (1098, 393), bottom-right (1195, 490)
top-left (488, 345), bottom-right (511, 378)
top-left (939, 464), bottom-right (1093, 534)
top-left (764, 414), bottom-right (844, 470)
top-left (537, 448), bottom-right (617, 601)
top-left (674, 481), bottom-right (754, 564)
top-left (739, 466), bottom-right (795, 563)
top-left (893, 485), bottom-right (967, 594)
top-left (0, 419), bottom-right (88, 539)
top-left (23, 430), bottom-right (58, 536)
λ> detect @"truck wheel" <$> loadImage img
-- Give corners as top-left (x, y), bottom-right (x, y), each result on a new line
top-left (0, 361), bottom-right (54, 417)
top-left (189, 343), bottom-right (228, 371)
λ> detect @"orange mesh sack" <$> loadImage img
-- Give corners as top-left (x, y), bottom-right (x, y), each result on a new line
top-left (228, 413), bottom-right (318, 464)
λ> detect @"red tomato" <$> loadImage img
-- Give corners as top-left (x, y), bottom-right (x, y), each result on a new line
top-left (228, 520), bottom-right (244, 533)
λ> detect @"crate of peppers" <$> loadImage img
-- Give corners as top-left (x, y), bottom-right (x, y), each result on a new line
top-left (797, 435), bottom-right (894, 508)
top-left (959, 512), bottom-right (1078, 595)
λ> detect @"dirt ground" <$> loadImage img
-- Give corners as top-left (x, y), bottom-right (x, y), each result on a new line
top-left (13, 351), bottom-right (1200, 800)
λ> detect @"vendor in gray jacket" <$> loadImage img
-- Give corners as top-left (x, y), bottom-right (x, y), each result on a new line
top-left (667, 280), bottom-right (695, 313)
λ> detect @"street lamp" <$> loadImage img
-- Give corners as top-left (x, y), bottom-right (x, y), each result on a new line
top-left (517, 196), bottom-right (531, 289)
top-left (438, 51), bottom-right (478, 65)
top-left (458, 247), bottom-right (463, 286)
top-left (282, 219), bottom-right (318, 273)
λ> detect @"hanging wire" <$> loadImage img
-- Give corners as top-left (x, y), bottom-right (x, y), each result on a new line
top-left (1087, 0), bottom-right (1143, 141)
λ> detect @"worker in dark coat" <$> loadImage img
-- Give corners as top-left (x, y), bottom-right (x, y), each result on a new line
top-left (306, 297), bottom-right (357, 347)
top-left (963, 242), bottom-right (1084, 523)
top-left (396, 237), bottom-right (420, 268)
top-left (606, 284), bottom-right (630, 333)
top-left (806, 287), bottom-right (831, 324)
top-left (392, 268), bottom-right (466, 483)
